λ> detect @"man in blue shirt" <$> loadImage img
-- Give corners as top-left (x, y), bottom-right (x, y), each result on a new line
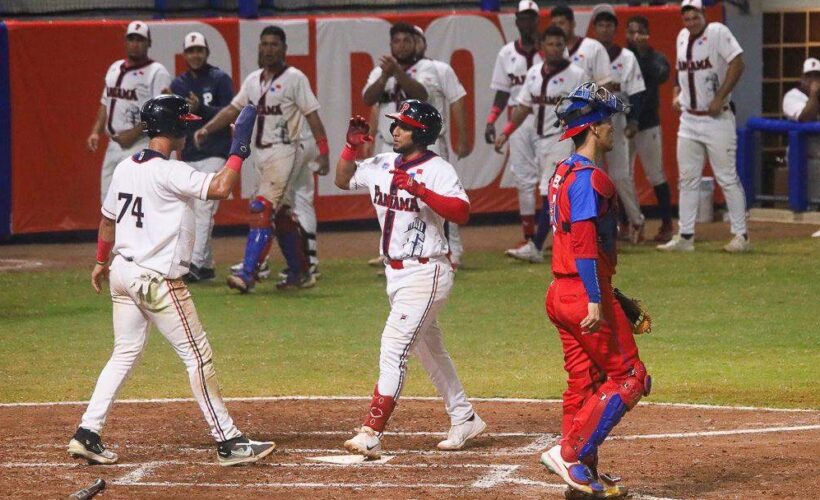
top-left (170, 32), bottom-right (234, 282)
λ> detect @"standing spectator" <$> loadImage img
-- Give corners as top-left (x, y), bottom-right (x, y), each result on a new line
top-left (658, 0), bottom-right (748, 253)
top-left (626, 15), bottom-right (675, 243)
top-left (782, 57), bottom-right (820, 238)
top-left (171, 32), bottom-right (234, 283)
top-left (86, 21), bottom-right (171, 204)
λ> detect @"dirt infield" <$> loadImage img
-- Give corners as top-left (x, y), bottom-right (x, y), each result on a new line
top-left (1, 397), bottom-right (818, 498)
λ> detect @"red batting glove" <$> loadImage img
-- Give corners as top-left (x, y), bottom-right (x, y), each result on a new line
top-left (346, 115), bottom-right (373, 147)
top-left (390, 169), bottom-right (427, 198)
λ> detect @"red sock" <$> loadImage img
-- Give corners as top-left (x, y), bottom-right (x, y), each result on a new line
top-left (363, 386), bottom-right (396, 433)
top-left (521, 215), bottom-right (536, 240)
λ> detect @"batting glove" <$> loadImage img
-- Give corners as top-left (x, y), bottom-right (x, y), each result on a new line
top-left (230, 104), bottom-right (257, 159)
top-left (390, 169), bottom-right (427, 198)
top-left (346, 115), bottom-right (372, 147)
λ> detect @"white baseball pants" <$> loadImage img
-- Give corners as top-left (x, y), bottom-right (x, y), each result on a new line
top-left (100, 138), bottom-right (149, 204)
top-left (629, 126), bottom-right (667, 187)
top-left (378, 258), bottom-right (474, 425)
top-left (677, 111), bottom-right (747, 235)
top-left (605, 114), bottom-right (644, 226)
top-left (79, 256), bottom-right (241, 443)
top-left (291, 141), bottom-right (320, 266)
top-left (536, 134), bottom-right (574, 196)
top-left (509, 115), bottom-right (539, 217)
top-left (188, 157), bottom-right (225, 269)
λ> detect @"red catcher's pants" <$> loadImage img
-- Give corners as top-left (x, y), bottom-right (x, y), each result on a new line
top-left (545, 277), bottom-right (642, 438)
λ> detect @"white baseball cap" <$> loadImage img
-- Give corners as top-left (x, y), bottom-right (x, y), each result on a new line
top-left (804, 57), bottom-right (820, 74)
top-left (183, 31), bottom-right (208, 50)
top-left (591, 4), bottom-right (617, 24)
top-left (126, 20), bottom-right (150, 40)
top-left (518, 1), bottom-right (539, 14)
top-left (681, 0), bottom-right (703, 10)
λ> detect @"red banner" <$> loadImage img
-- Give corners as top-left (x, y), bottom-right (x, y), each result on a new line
top-left (6, 6), bottom-right (722, 234)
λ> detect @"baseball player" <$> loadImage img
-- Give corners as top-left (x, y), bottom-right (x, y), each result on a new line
top-left (658, 0), bottom-right (748, 253)
top-left (485, 1), bottom-right (545, 256)
top-left (550, 5), bottom-right (612, 87)
top-left (540, 82), bottom-right (651, 499)
top-left (782, 57), bottom-right (820, 238)
top-left (626, 15), bottom-right (674, 243)
top-left (412, 25), bottom-right (470, 268)
top-left (591, 4), bottom-right (647, 244)
top-left (494, 25), bottom-right (588, 263)
top-left (87, 21), bottom-right (171, 204)
top-left (170, 32), bottom-right (234, 283)
top-left (335, 101), bottom-right (485, 458)
top-left (196, 25), bottom-right (330, 291)
top-left (68, 95), bottom-right (275, 467)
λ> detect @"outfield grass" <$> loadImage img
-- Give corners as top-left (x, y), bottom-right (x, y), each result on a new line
top-left (1, 237), bottom-right (817, 408)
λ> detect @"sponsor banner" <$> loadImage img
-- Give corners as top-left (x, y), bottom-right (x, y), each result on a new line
top-left (5, 6), bottom-right (722, 234)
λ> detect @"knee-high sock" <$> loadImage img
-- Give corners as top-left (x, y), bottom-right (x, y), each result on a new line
top-left (533, 196), bottom-right (551, 250)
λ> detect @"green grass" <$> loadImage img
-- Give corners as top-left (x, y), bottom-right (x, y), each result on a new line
top-left (1, 237), bottom-right (818, 408)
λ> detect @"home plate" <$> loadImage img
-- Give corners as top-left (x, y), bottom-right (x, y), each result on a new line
top-left (307, 455), bottom-right (394, 465)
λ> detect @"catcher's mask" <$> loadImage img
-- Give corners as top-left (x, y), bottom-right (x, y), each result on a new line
top-left (554, 82), bottom-right (629, 141)
top-left (386, 99), bottom-right (442, 146)
top-left (141, 94), bottom-right (201, 139)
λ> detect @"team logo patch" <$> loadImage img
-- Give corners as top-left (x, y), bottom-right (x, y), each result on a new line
top-left (399, 102), bottom-right (411, 113)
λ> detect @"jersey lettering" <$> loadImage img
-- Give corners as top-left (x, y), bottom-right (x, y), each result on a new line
top-left (373, 185), bottom-right (421, 212)
top-left (507, 73), bottom-right (526, 86)
top-left (202, 92), bottom-right (213, 106)
top-left (106, 87), bottom-right (138, 100)
top-left (677, 57), bottom-right (713, 71)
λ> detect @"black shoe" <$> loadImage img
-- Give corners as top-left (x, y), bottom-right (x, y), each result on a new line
top-left (217, 435), bottom-right (276, 466)
top-left (184, 264), bottom-right (216, 283)
top-left (276, 272), bottom-right (317, 291)
top-left (67, 427), bottom-right (118, 464)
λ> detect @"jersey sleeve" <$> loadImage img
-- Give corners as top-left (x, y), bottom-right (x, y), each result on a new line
top-left (515, 68), bottom-right (536, 108)
top-left (230, 75), bottom-right (253, 109)
top-left (430, 162), bottom-right (469, 203)
top-left (166, 162), bottom-right (215, 201)
top-left (715, 23), bottom-right (743, 63)
top-left (490, 49), bottom-right (511, 92)
top-left (592, 43), bottom-right (613, 85)
top-left (567, 169), bottom-right (598, 222)
top-left (293, 72), bottom-right (321, 116)
top-left (440, 63), bottom-right (467, 104)
top-left (152, 65), bottom-right (172, 97)
top-left (624, 53), bottom-right (646, 96)
top-left (782, 90), bottom-right (806, 120)
top-left (101, 178), bottom-right (118, 220)
top-left (348, 155), bottom-right (380, 191)
top-left (363, 67), bottom-right (383, 98)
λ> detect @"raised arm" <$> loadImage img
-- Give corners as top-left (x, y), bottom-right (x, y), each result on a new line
top-left (206, 105), bottom-right (257, 200)
top-left (335, 115), bottom-right (372, 190)
top-left (195, 104), bottom-right (242, 148)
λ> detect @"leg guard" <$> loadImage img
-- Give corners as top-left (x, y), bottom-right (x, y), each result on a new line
top-left (533, 196), bottom-right (551, 250)
top-left (274, 206), bottom-right (309, 282)
top-left (562, 361), bottom-right (650, 462)
top-left (240, 197), bottom-right (274, 279)
top-left (363, 385), bottom-right (396, 433)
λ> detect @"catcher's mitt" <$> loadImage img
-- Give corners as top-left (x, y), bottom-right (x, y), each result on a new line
top-left (614, 288), bottom-right (652, 335)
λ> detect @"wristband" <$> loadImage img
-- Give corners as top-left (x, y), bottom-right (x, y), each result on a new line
top-left (502, 121), bottom-right (516, 137)
top-left (96, 238), bottom-right (114, 265)
top-left (341, 143), bottom-right (358, 162)
top-left (225, 155), bottom-right (243, 173)
top-left (316, 137), bottom-right (330, 156)
top-left (486, 105), bottom-right (503, 125)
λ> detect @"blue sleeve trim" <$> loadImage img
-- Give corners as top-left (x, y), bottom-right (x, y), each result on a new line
top-left (568, 169), bottom-right (598, 223)
top-left (576, 258), bottom-right (602, 303)
top-left (0, 23), bottom-right (11, 238)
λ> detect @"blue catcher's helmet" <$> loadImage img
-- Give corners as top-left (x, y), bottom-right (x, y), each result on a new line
top-left (554, 82), bottom-right (629, 140)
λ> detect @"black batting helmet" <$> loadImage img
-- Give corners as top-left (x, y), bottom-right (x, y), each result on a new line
top-left (140, 94), bottom-right (201, 138)
top-left (386, 99), bottom-right (442, 146)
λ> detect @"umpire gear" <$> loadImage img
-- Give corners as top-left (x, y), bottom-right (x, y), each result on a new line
top-left (141, 94), bottom-right (201, 139)
top-left (386, 99), bottom-right (442, 146)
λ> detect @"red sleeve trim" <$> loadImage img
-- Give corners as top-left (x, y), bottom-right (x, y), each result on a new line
top-left (420, 189), bottom-right (470, 225)
top-left (570, 219), bottom-right (598, 258)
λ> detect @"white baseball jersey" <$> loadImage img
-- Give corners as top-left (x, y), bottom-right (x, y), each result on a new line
top-left (100, 59), bottom-right (171, 136)
top-left (566, 37), bottom-right (612, 86)
top-left (349, 151), bottom-right (468, 260)
top-left (102, 149), bottom-right (214, 279)
top-left (490, 40), bottom-right (544, 104)
top-left (675, 22), bottom-right (743, 113)
top-left (607, 46), bottom-right (646, 100)
top-left (516, 60), bottom-right (588, 137)
top-left (783, 87), bottom-right (820, 159)
top-left (366, 59), bottom-right (438, 146)
top-left (231, 66), bottom-right (320, 148)
top-left (415, 58), bottom-right (466, 136)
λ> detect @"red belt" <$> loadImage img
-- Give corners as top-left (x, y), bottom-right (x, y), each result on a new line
top-left (389, 257), bottom-right (429, 270)
top-left (685, 106), bottom-right (729, 116)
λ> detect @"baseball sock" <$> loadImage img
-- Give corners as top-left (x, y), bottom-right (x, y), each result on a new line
top-left (533, 197), bottom-right (551, 250)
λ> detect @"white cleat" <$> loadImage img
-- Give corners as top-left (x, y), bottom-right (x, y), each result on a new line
top-left (437, 413), bottom-right (487, 450)
top-left (505, 240), bottom-right (544, 263)
top-left (230, 260), bottom-right (271, 280)
top-left (812, 228), bottom-right (820, 238)
top-left (344, 426), bottom-right (382, 459)
top-left (656, 234), bottom-right (694, 252)
top-left (540, 445), bottom-right (604, 496)
top-left (723, 234), bottom-right (750, 253)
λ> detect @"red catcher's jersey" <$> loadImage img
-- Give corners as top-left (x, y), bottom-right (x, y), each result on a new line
top-left (548, 153), bottom-right (619, 277)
